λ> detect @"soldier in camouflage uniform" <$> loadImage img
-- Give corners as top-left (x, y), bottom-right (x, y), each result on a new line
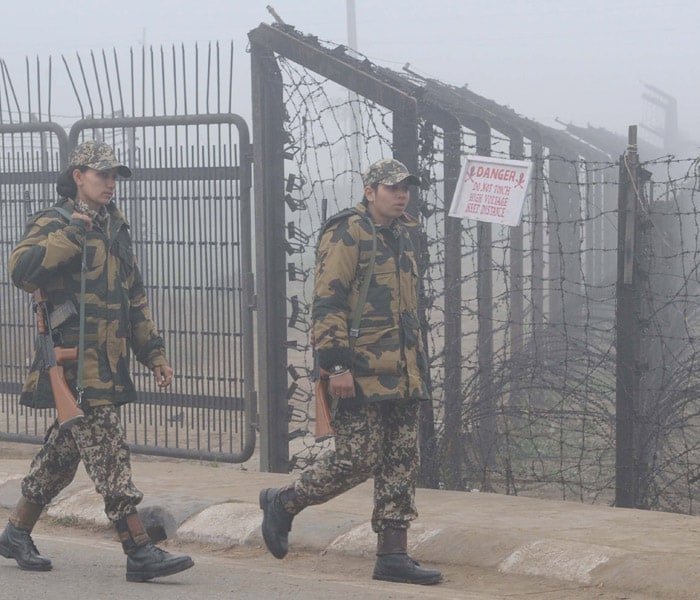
top-left (0, 140), bottom-right (194, 582)
top-left (260, 158), bottom-right (442, 585)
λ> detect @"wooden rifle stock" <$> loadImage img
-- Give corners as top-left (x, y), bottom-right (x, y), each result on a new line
top-left (33, 290), bottom-right (84, 430)
top-left (311, 326), bottom-right (335, 441)
top-left (314, 371), bottom-right (335, 442)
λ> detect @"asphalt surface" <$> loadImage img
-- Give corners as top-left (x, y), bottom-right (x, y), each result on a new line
top-left (1, 444), bottom-right (699, 599)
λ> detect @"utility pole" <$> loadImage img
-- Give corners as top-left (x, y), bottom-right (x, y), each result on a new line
top-left (346, 0), bottom-right (361, 197)
top-left (347, 0), bottom-right (357, 50)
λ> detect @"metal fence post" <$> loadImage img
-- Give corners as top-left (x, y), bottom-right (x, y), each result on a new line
top-left (250, 39), bottom-right (291, 473)
top-left (615, 125), bottom-right (641, 507)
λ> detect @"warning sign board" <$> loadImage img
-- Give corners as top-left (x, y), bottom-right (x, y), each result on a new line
top-left (448, 155), bottom-right (533, 227)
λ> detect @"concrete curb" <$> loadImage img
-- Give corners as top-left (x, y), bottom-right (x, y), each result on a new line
top-left (2, 466), bottom-right (700, 599)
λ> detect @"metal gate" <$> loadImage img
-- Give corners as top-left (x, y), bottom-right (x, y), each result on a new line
top-left (0, 113), bottom-right (256, 462)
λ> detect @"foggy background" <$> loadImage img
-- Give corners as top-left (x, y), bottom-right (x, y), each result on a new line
top-left (2, 0), bottom-right (698, 147)
top-left (4, 0), bottom-right (700, 508)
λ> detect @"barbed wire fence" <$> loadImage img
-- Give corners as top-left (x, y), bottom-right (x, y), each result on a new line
top-left (3, 23), bottom-right (700, 514)
top-left (630, 155), bottom-right (700, 513)
top-left (274, 55), bottom-right (397, 470)
top-left (275, 58), bottom-right (622, 496)
top-left (250, 23), bottom-right (700, 515)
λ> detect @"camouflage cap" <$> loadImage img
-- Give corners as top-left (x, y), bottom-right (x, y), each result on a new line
top-left (68, 140), bottom-right (132, 177)
top-left (362, 158), bottom-right (421, 188)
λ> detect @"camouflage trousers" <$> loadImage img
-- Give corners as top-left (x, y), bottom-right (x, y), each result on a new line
top-left (290, 398), bottom-right (420, 533)
top-left (21, 405), bottom-right (143, 523)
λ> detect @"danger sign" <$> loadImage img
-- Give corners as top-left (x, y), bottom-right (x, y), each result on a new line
top-left (448, 155), bottom-right (533, 226)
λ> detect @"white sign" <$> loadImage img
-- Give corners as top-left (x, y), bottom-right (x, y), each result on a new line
top-left (448, 155), bottom-right (533, 227)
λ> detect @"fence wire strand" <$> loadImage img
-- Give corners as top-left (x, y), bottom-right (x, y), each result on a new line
top-left (273, 55), bottom-right (700, 514)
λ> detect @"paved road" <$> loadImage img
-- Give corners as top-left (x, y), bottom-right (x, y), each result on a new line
top-left (0, 441), bottom-right (696, 599)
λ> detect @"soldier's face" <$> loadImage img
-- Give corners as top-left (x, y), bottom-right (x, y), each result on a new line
top-left (365, 180), bottom-right (410, 225)
top-left (73, 167), bottom-right (118, 210)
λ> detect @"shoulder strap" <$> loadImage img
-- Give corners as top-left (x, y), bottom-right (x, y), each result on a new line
top-left (52, 206), bottom-right (73, 221)
top-left (76, 239), bottom-right (88, 406)
top-left (316, 207), bottom-right (356, 243)
top-left (28, 205), bottom-right (73, 224)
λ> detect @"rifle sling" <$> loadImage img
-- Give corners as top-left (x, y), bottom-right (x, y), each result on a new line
top-left (76, 239), bottom-right (87, 405)
top-left (51, 206), bottom-right (87, 405)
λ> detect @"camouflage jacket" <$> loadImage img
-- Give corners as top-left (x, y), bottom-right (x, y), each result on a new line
top-left (312, 201), bottom-right (430, 402)
top-left (9, 198), bottom-right (167, 409)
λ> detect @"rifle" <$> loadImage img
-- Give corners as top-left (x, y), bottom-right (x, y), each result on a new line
top-left (33, 289), bottom-right (85, 430)
top-left (314, 369), bottom-right (335, 442)
top-left (310, 325), bottom-right (335, 441)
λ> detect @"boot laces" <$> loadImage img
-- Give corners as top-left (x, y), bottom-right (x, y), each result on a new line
top-left (150, 544), bottom-right (167, 556)
top-left (16, 526), bottom-right (41, 556)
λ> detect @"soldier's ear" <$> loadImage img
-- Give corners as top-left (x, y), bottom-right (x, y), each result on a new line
top-left (364, 185), bottom-right (375, 202)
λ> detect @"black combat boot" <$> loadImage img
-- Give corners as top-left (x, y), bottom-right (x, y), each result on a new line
top-left (259, 486), bottom-right (299, 559)
top-left (372, 527), bottom-right (442, 585)
top-left (0, 497), bottom-right (52, 571)
top-left (115, 512), bottom-right (194, 582)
